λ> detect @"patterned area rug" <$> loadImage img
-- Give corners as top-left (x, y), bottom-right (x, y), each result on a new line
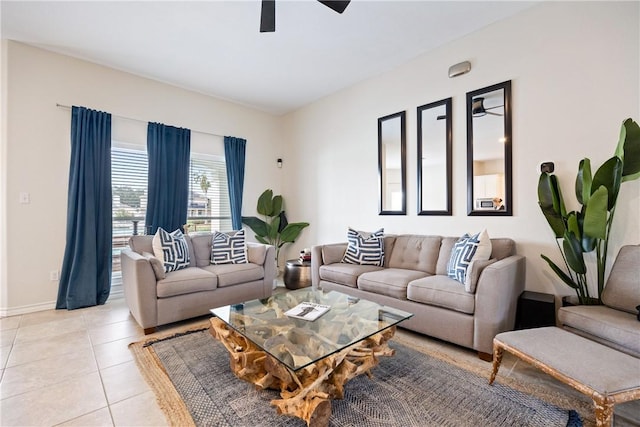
top-left (130, 327), bottom-right (584, 427)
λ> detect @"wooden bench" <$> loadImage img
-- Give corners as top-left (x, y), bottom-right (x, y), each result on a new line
top-left (489, 327), bottom-right (640, 427)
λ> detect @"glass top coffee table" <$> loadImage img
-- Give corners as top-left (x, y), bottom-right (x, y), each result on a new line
top-left (210, 288), bottom-right (413, 426)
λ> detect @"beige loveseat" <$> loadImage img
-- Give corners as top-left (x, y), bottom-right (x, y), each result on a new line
top-left (311, 234), bottom-right (525, 358)
top-left (122, 233), bottom-right (275, 333)
top-left (558, 245), bottom-right (640, 358)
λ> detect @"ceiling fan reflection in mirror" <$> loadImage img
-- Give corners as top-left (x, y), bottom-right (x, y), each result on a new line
top-left (260, 0), bottom-right (351, 32)
top-left (472, 97), bottom-right (504, 117)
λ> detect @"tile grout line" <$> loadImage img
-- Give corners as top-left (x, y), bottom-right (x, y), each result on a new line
top-left (84, 310), bottom-right (118, 427)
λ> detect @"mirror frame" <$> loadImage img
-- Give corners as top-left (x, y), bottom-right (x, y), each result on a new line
top-left (466, 80), bottom-right (512, 216)
top-left (378, 111), bottom-right (406, 215)
top-left (417, 98), bottom-right (452, 216)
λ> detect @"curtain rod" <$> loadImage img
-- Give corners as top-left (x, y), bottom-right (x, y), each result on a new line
top-left (55, 103), bottom-right (224, 138)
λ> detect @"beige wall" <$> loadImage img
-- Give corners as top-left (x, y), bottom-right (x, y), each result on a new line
top-left (2, 1), bottom-right (638, 314)
top-left (1, 41), bottom-right (284, 314)
top-left (281, 1), bottom-right (640, 297)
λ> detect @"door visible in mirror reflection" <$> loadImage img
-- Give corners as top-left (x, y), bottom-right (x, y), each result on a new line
top-left (418, 98), bottom-right (452, 215)
top-left (378, 111), bottom-right (406, 215)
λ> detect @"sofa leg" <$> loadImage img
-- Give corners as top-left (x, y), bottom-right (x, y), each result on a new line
top-left (478, 351), bottom-right (493, 362)
top-left (143, 327), bottom-right (156, 335)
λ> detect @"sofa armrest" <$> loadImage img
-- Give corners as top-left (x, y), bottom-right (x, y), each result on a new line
top-left (121, 248), bottom-right (159, 330)
top-left (473, 254), bottom-right (526, 354)
top-left (311, 243), bottom-right (347, 288)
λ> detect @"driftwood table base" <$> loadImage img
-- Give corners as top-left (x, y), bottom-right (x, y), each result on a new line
top-left (210, 317), bottom-right (396, 427)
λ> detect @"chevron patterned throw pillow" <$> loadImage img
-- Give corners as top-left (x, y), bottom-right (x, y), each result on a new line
top-left (211, 230), bottom-right (248, 265)
top-left (152, 228), bottom-right (191, 273)
top-left (447, 230), bottom-right (492, 285)
top-left (342, 228), bottom-right (385, 266)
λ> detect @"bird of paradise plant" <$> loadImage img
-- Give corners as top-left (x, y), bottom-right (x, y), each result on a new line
top-left (537, 118), bottom-right (640, 304)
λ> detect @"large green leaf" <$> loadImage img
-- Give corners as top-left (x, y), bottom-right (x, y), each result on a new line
top-left (540, 254), bottom-right (580, 289)
top-left (256, 189), bottom-right (274, 216)
top-left (566, 211), bottom-right (581, 240)
top-left (272, 195), bottom-right (283, 216)
top-left (268, 216), bottom-right (280, 241)
top-left (575, 158), bottom-right (592, 205)
top-left (592, 157), bottom-right (622, 209)
top-left (241, 216), bottom-right (267, 238)
top-left (583, 185), bottom-right (608, 240)
top-left (563, 231), bottom-right (586, 274)
top-left (279, 222), bottom-right (310, 243)
top-left (616, 118), bottom-right (640, 181)
top-left (538, 173), bottom-right (566, 237)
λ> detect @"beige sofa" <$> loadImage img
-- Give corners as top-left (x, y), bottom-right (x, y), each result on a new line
top-left (312, 234), bottom-right (525, 358)
top-left (558, 245), bottom-right (640, 358)
top-left (122, 232), bottom-right (275, 333)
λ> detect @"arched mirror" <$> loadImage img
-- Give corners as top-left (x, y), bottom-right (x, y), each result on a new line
top-left (378, 111), bottom-right (406, 215)
top-left (417, 98), bottom-right (452, 215)
top-left (466, 80), bottom-right (512, 216)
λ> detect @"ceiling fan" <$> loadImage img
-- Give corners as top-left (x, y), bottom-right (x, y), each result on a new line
top-left (260, 0), bottom-right (351, 33)
top-left (472, 97), bottom-right (504, 117)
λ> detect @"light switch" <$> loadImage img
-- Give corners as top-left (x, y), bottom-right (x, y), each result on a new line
top-left (19, 192), bottom-right (30, 204)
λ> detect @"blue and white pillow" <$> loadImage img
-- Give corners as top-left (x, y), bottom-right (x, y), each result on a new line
top-left (447, 230), bottom-right (491, 284)
top-left (152, 228), bottom-right (190, 273)
top-left (211, 230), bottom-right (247, 265)
top-left (342, 228), bottom-right (385, 266)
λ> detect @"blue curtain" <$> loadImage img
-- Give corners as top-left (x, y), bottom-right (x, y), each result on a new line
top-left (146, 123), bottom-right (191, 234)
top-left (56, 106), bottom-right (112, 310)
top-left (224, 136), bottom-right (246, 230)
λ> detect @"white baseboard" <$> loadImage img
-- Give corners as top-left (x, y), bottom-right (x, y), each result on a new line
top-left (0, 290), bottom-right (124, 318)
top-left (0, 300), bottom-right (56, 318)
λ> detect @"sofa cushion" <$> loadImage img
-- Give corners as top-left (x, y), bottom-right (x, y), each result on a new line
top-left (211, 230), bottom-right (248, 265)
top-left (488, 238), bottom-right (516, 260)
top-left (387, 235), bottom-right (441, 274)
top-left (436, 237), bottom-right (458, 275)
top-left (558, 305), bottom-right (640, 357)
top-left (357, 268), bottom-right (429, 300)
top-left (190, 233), bottom-right (213, 267)
top-left (247, 243), bottom-right (268, 265)
top-left (342, 228), bottom-right (385, 266)
top-left (156, 267), bottom-right (217, 298)
top-left (601, 245), bottom-right (640, 315)
top-left (407, 276), bottom-right (476, 314)
top-left (447, 232), bottom-right (491, 284)
top-left (201, 263), bottom-right (263, 287)
top-left (465, 258), bottom-right (497, 293)
top-left (142, 252), bottom-right (166, 280)
top-left (319, 263), bottom-right (383, 288)
top-left (129, 235), bottom-right (154, 255)
top-left (152, 228), bottom-right (191, 272)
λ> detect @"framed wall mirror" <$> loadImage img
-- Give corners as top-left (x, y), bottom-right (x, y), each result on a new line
top-left (378, 111), bottom-right (406, 215)
top-left (417, 98), bottom-right (452, 215)
top-left (466, 80), bottom-right (512, 216)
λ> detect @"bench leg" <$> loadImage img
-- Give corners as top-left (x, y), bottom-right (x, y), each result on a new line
top-left (489, 345), bottom-right (504, 385)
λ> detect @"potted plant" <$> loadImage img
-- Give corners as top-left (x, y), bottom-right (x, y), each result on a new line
top-left (537, 118), bottom-right (640, 305)
top-left (242, 189), bottom-right (310, 268)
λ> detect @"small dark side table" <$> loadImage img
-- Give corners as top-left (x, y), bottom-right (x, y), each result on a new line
top-left (283, 259), bottom-right (312, 290)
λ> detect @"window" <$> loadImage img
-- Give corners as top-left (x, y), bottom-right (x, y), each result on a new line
top-left (110, 142), bottom-right (231, 280)
top-left (188, 154), bottom-right (232, 233)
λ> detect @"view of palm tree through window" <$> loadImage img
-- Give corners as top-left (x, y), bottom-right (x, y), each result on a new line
top-left (111, 143), bottom-right (232, 287)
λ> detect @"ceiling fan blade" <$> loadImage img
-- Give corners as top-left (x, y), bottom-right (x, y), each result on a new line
top-left (260, 0), bottom-right (275, 33)
top-left (318, 0), bottom-right (351, 14)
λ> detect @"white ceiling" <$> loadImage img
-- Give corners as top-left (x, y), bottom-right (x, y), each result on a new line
top-left (1, 0), bottom-right (537, 115)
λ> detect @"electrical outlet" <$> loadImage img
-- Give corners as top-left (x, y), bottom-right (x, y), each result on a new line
top-left (50, 270), bottom-right (59, 281)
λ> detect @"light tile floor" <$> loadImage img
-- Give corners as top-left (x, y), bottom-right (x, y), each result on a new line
top-left (0, 292), bottom-right (637, 426)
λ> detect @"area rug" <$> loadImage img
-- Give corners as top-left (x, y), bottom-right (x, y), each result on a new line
top-left (130, 326), bottom-right (586, 427)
